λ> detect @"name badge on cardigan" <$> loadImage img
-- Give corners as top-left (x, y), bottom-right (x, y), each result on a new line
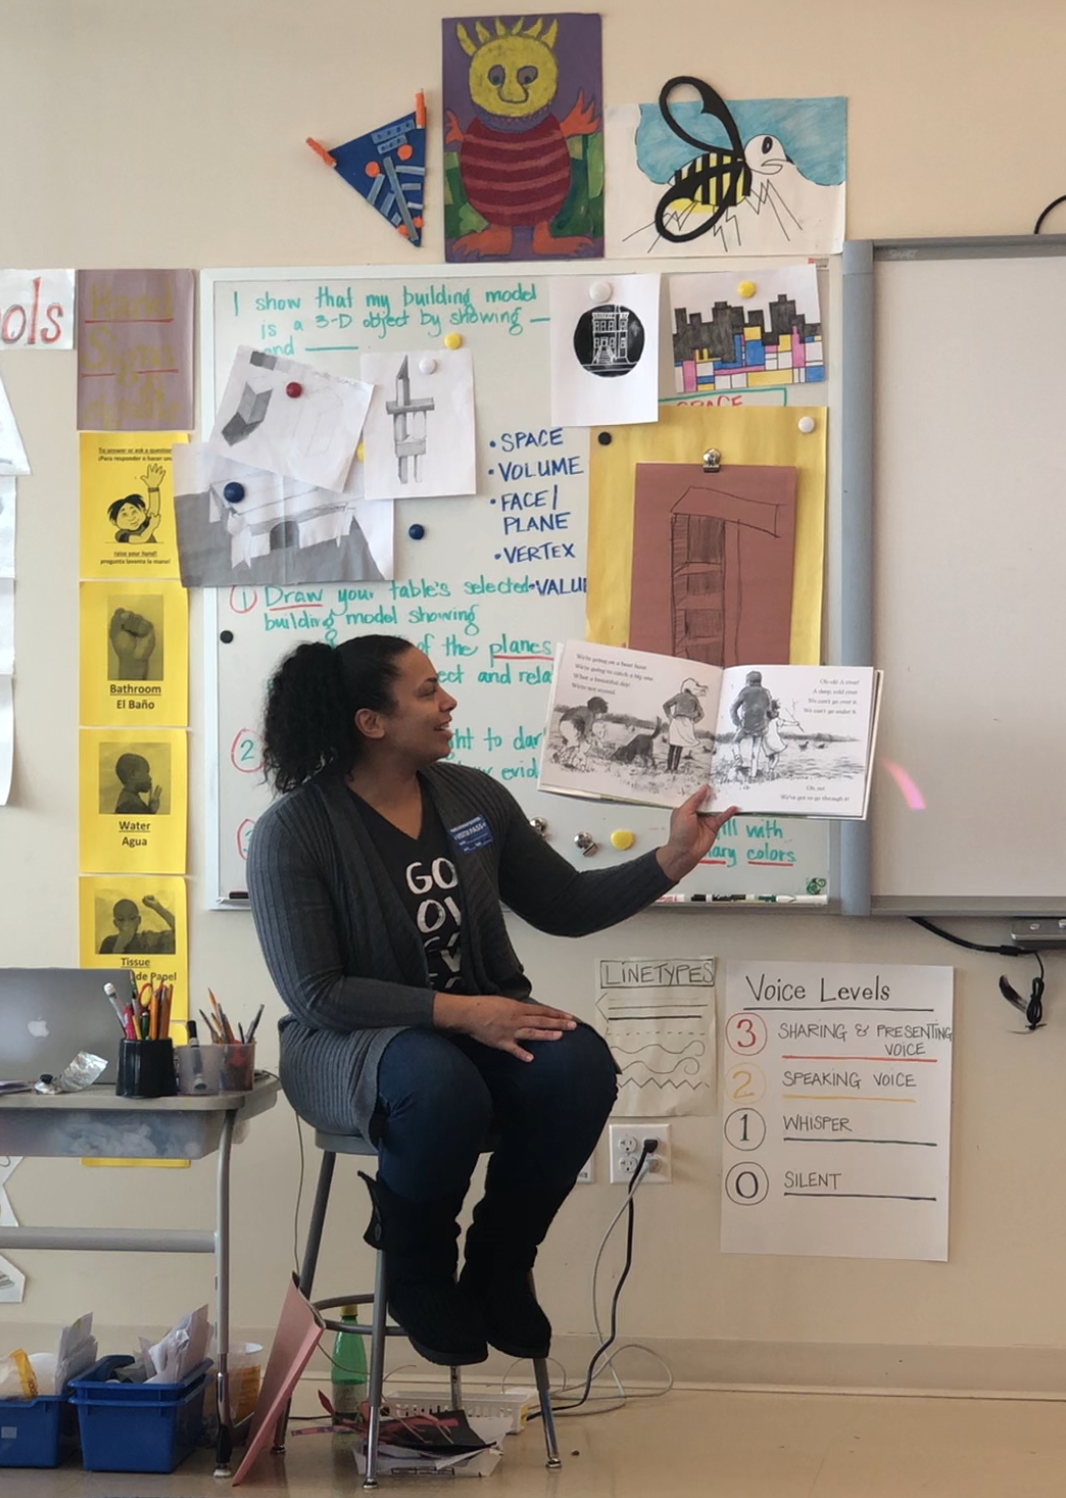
top-left (449, 814), bottom-right (494, 853)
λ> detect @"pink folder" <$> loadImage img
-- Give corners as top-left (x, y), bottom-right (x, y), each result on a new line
top-left (231, 1275), bottom-right (324, 1485)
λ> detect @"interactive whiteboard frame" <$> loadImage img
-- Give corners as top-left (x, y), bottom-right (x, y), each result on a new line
top-left (844, 235), bottom-right (1066, 917)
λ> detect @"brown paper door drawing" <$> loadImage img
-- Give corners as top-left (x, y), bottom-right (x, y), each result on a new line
top-left (629, 463), bottom-right (797, 666)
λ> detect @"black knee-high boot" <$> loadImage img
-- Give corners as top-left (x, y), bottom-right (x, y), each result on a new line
top-left (360, 1173), bottom-right (487, 1366)
top-left (459, 1183), bottom-right (571, 1359)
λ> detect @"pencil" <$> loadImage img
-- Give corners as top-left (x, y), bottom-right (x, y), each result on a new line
top-left (200, 1007), bottom-right (223, 1042)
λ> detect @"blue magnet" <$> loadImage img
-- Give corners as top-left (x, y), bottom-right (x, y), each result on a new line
top-left (223, 482), bottom-right (246, 503)
top-left (408, 523), bottom-right (426, 540)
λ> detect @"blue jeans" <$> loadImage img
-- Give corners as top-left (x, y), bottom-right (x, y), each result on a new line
top-left (373, 1022), bottom-right (618, 1200)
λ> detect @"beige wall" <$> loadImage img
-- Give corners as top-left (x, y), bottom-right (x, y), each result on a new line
top-left (3, 0), bottom-right (1066, 1391)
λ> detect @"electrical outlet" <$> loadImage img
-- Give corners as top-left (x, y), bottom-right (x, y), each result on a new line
top-left (576, 1155), bottom-right (595, 1184)
top-left (608, 1123), bottom-right (671, 1184)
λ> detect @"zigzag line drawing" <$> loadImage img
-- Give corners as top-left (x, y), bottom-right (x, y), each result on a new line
top-left (618, 1072), bottom-right (703, 1089)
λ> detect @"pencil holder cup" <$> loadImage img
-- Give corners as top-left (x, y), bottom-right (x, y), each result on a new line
top-left (115, 1038), bottom-right (177, 1099)
top-left (174, 1042), bottom-right (255, 1096)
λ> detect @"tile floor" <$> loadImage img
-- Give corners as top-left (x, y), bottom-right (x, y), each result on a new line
top-left (12, 1387), bottom-right (1066, 1497)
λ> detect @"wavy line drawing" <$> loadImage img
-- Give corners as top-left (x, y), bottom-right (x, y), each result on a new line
top-left (611, 1038), bottom-right (706, 1058)
top-left (619, 1056), bottom-right (703, 1079)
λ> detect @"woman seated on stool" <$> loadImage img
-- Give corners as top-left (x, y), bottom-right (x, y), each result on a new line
top-left (248, 635), bottom-right (738, 1368)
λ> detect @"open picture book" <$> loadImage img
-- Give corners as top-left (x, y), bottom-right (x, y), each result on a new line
top-left (538, 641), bottom-right (882, 818)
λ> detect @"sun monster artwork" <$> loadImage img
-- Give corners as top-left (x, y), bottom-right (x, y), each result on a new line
top-left (443, 14), bottom-right (604, 262)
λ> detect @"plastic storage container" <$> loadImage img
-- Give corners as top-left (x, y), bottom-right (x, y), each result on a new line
top-left (70, 1355), bottom-right (212, 1473)
top-left (174, 1042), bottom-right (255, 1095)
top-left (0, 1392), bottom-right (79, 1467)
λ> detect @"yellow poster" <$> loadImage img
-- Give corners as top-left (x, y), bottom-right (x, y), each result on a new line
top-left (80, 432), bottom-right (188, 579)
top-left (78, 875), bottom-right (188, 1024)
top-left (79, 579), bottom-right (188, 727)
top-left (587, 404), bottom-right (827, 664)
top-left (79, 727), bottom-right (187, 874)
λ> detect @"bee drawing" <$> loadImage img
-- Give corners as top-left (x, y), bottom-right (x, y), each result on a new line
top-left (654, 76), bottom-right (790, 245)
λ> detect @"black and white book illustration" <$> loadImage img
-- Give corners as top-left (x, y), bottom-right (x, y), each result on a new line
top-left (539, 640), bottom-right (881, 818)
top-left (207, 346), bottom-right (373, 492)
top-left (173, 443), bottom-right (393, 586)
top-left (597, 957), bottom-right (716, 1118)
top-left (360, 347), bottom-right (476, 500)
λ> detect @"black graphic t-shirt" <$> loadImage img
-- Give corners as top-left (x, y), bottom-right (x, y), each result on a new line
top-left (349, 788), bottom-right (464, 993)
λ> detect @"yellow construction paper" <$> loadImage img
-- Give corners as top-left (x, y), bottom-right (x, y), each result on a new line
top-left (79, 579), bottom-right (188, 727)
top-left (79, 727), bottom-right (187, 874)
top-left (78, 874), bottom-right (188, 1023)
top-left (80, 432), bottom-right (188, 579)
top-left (587, 405), bottom-right (826, 664)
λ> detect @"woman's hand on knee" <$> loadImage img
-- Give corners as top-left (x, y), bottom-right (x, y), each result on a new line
top-left (433, 992), bottom-right (576, 1062)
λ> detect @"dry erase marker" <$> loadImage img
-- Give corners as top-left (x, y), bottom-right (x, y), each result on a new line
top-left (748, 894), bottom-right (829, 905)
top-left (103, 982), bottom-right (127, 1032)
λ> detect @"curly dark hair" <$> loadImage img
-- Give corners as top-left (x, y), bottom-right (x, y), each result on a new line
top-left (107, 494), bottom-right (147, 524)
top-left (261, 635), bottom-right (414, 793)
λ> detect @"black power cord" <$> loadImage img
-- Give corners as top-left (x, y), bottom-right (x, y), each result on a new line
top-left (910, 917), bottom-right (1046, 1031)
top-left (532, 1139), bottom-right (656, 1420)
top-left (1034, 195), bottom-right (1066, 234)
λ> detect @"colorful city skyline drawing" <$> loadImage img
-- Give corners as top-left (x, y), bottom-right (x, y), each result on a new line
top-left (668, 264), bottom-right (824, 395)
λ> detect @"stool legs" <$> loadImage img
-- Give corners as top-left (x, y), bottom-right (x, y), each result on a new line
top-left (276, 1143), bottom-right (563, 1480)
top-left (533, 1356), bottom-right (561, 1468)
top-left (362, 1248), bottom-right (390, 1489)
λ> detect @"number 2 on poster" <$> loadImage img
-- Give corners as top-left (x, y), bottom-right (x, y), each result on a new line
top-left (725, 1062), bottom-right (766, 1104)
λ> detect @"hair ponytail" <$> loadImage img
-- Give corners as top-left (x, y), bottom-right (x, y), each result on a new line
top-left (261, 635), bottom-right (413, 793)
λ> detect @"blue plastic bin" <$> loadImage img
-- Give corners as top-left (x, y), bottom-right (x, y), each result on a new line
top-left (70, 1354), bottom-right (212, 1473)
top-left (0, 1391), bottom-right (79, 1467)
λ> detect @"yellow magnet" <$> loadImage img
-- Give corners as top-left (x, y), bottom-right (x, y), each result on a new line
top-left (737, 280), bottom-right (757, 298)
top-left (356, 440), bottom-right (366, 463)
top-left (444, 332), bottom-right (463, 349)
top-left (610, 829), bottom-right (636, 850)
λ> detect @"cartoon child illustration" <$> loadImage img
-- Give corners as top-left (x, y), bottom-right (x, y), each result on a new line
top-left (555, 695), bottom-right (608, 768)
top-left (662, 677), bottom-right (706, 772)
top-left (113, 753), bottom-right (163, 815)
top-left (108, 463), bottom-right (166, 543)
top-left (730, 670), bottom-right (781, 779)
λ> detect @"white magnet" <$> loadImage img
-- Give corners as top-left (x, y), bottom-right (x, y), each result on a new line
top-left (418, 356), bottom-right (438, 376)
top-left (589, 279), bottom-right (613, 304)
top-left (797, 415), bottom-right (816, 434)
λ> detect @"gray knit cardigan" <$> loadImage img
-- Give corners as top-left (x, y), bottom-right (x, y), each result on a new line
top-left (247, 763), bottom-right (674, 1134)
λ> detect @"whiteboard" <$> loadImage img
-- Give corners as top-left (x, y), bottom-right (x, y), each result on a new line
top-left (868, 241), bottom-right (1066, 913)
top-left (201, 262), bottom-right (837, 908)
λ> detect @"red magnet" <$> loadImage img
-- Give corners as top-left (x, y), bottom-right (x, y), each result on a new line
top-left (286, 381), bottom-right (303, 398)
